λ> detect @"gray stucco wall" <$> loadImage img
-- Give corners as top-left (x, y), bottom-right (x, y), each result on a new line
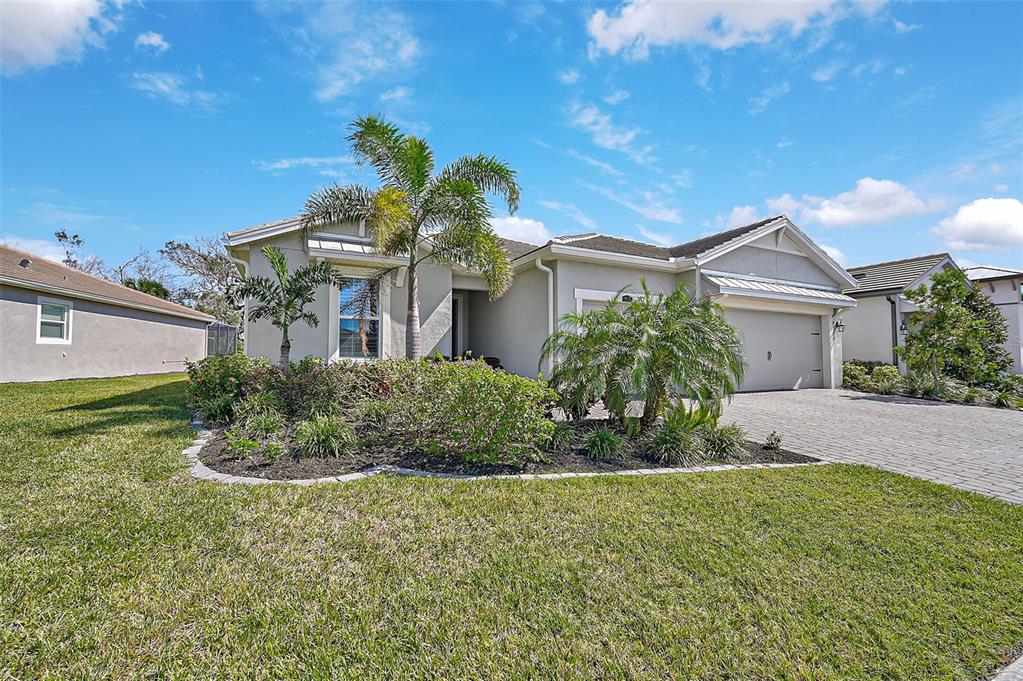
top-left (841, 294), bottom-right (896, 365)
top-left (0, 283), bottom-right (207, 383)
top-left (710, 245), bottom-right (837, 287)
top-left (978, 278), bottom-right (1023, 374)
top-left (553, 260), bottom-right (678, 318)
top-left (468, 264), bottom-right (549, 378)
top-left (241, 231), bottom-right (452, 363)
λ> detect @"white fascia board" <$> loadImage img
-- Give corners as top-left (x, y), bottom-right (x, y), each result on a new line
top-left (224, 220), bottom-right (303, 246)
top-left (0, 276), bottom-right (214, 322)
top-left (715, 285), bottom-right (857, 309)
top-left (510, 244), bottom-right (696, 272)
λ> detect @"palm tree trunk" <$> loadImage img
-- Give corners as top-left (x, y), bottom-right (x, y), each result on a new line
top-left (279, 333), bottom-right (291, 373)
top-left (406, 259), bottom-right (422, 360)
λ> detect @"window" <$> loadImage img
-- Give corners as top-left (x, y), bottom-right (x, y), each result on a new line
top-left (338, 277), bottom-right (380, 358)
top-left (37, 296), bottom-right (72, 344)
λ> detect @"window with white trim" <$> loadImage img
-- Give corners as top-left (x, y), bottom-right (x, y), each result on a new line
top-left (338, 277), bottom-right (380, 358)
top-left (37, 297), bottom-right (72, 344)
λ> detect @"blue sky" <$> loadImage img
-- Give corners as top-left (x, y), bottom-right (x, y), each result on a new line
top-left (2, 0), bottom-right (1021, 272)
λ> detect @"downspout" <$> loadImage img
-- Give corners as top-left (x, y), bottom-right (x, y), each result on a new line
top-left (535, 257), bottom-right (554, 377)
top-left (227, 252), bottom-right (249, 355)
top-left (885, 295), bottom-right (898, 367)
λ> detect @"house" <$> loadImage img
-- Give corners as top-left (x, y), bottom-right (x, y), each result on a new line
top-left (964, 265), bottom-right (1023, 374)
top-left (0, 244), bottom-right (213, 383)
top-left (841, 253), bottom-right (958, 371)
top-left (225, 214), bottom-right (858, 392)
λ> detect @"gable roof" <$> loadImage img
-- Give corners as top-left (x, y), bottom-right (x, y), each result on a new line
top-left (845, 253), bottom-right (953, 295)
top-left (669, 216), bottom-right (784, 258)
top-left (499, 237), bottom-right (540, 259)
top-left (964, 265), bottom-right (1023, 282)
top-left (551, 233), bottom-right (672, 260)
top-left (0, 244), bottom-right (215, 322)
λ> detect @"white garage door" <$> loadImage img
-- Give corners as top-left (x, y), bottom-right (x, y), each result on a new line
top-left (725, 309), bottom-right (823, 391)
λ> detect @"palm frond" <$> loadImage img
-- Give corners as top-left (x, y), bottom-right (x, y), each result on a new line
top-left (397, 136), bottom-right (435, 196)
top-left (301, 184), bottom-right (376, 232)
top-left (347, 115), bottom-right (406, 188)
top-left (434, 154), bottom-right (521, 214)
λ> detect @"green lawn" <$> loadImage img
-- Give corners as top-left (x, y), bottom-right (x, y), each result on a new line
top-left (1, 375), bottom-right (1021, 679)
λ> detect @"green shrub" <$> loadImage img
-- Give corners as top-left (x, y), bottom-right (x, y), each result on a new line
top-left (846, 359), bottom-right (890, 373)
top-left (584, 427), bottom-right (624, 461)
top-left (869, 365), bottom-right (901, 395)
top-left (262, 442), bottom-right (286, 462)
top-left (764, 431), bottom-right (783, 452)
top-left (243, 413), bottom-right (286, 439)
top-left (993, 392), bottom-right (1015, 408)
top-left (225, 429), bottom-right (260, 459)
top-left (185, 354), bottom-right (256, 424)
top-left (235, 391), bottom-right (283, 421)
top-left (663, 400), bottom-right (720, 431)
top-left (294, 416), bottom-right (356, 458)
top-left (544, 423), bottom-right (574, 452)
top-left (644, 423), bottom-right (703, 466)
top-left (699, 423), bottom-right (749, 462)
top-left (842, 363), bottom-right (869, 390)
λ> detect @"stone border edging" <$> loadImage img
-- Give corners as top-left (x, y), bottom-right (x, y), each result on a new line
top-left (183, 419), bottom-right (830, 486)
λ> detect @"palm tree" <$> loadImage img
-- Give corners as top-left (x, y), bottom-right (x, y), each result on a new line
top-left (540, 280), bottom-right (745, 428)
top-left (236, 245), bottom-right (341, 371)
top-left (301, 115), bottom-right (520, 360)
top-left (124, 277), bottom-right (170, 300)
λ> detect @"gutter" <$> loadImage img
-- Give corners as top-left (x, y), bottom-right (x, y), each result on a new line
top-left (535, 257), bottom-right (554, 376)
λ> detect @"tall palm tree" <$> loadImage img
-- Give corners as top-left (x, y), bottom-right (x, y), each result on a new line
top-left (540, 280), bottom-right (745, 427)
top-left (301, 115), bottom-right (521, 360)
top-left (236, 245), bottom-right (341, 371)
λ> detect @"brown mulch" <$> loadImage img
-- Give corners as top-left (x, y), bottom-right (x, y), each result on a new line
top-left (198, 425), bottom-right (818, 481)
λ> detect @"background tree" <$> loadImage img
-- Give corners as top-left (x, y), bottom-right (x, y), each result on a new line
top-left (161, 237), bottom-right (242, 327)
top-left (301, 115), bottom-right (520, 360)
top-left (540, 281), bottom-right (745, 428)
top-left (124, 277), bottom-right (171, 299)
top-left (898, 267), bottom-right (1011, 388)
top-left (236, 245), bottom-right (341, 371)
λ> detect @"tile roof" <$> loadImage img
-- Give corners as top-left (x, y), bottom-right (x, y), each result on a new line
top-left (668, 216), bottom-right (784, 259)
top-left (553, 233), bottom-right (672, 260)
top-left (845, 253), bottom-right (952, 295)
top-left (499, 237), bottom-right (540, 259)
top-left (0, 244), bottom-right (215, 321)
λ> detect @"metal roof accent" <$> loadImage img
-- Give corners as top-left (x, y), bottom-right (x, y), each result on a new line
top-left (705, 273), bottom-right (856, 307)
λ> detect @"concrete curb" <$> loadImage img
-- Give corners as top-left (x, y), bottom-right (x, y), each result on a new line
top-left (993, 653), bottom-right (1023, 681)
top-left (184, 419), bottom-right (829, 486)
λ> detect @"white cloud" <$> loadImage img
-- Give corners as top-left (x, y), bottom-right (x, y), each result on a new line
top-left (129, 72), bottom-right (224, 111)
top-left (765, 193), bottom-right (803, 215)
top-left (818, 243), bottom-right (846, 265)
top-left (258, 2), bottom-right (420, 102)
top-left (255, 156), bottom-right (352, 174)
top-left (1, 0), bottom-right (124, 76)
top-left (582, 182), bottom-right (683, 224)
top-left (586, 1), bottom-right (879, 58)
top-left (379, 85), bottom-right (412, 102)
top-left (0, 234), bottom-right (66, 262)
top-left (672, 169), bottom-right (694, 189)
top-left (932, 198), bottom-right (1023, 251)
top-left (811, 60), bottom-right (843, 82)
top-left (994, 184), bottom-right (1009, 193)
top-left (715, 205), bottom-right (761, 228)
top-left (490, 216), bottom-right (553, 245)
top-left (602, 89), bottom-right (630, 105)
top-left (135, 31), bottom-right (170, 54)
top-left (566, 149), bottom-right (623, 176)
top-left (565, 101), bottom-right (656, 166)
top-left (557, 68), bottom-right (580, 84)
top-left (749, 81), bottom-right (790, 115)
top-left (31, 201), bottom-right (108, 225)
top-left (540, 200), bottom-right (596, 229)
top-left (893, 19), bottom-right (920, 33)
top-left (637, 225), bottom-right (673, 246)
top-left (799, 178), bottom-right (938, 227)
top-left (776, 138), bottom-right (793, 149)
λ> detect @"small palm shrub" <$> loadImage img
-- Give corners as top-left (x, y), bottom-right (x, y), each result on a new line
top-left (544, 423), bottom-right (574, 452)
top-left (699, 424), bottom-right (749, 462)
top-left (584, 427), bottom-right (624, 460)
top-left (644, 423), bottom-right (704, 466)
top-left (842, 363), bottom-right (869, 390)
top-left (294, 416), bottom-right (356, 458)
top-left (869, 365), bottom-right (901, 395)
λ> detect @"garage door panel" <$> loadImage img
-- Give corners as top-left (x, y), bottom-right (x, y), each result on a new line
top-left (725, 309), bottom-right (823, 391)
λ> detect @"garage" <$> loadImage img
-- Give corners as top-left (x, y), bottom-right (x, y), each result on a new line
top-left (725, 309), bottom-right (824, 391)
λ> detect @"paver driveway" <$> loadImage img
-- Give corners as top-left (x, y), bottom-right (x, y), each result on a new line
top-left (722, 389), bottom-right (1023, 504)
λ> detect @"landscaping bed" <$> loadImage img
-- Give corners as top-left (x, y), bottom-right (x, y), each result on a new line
top-left (198, 423), bottom-right (816, 479)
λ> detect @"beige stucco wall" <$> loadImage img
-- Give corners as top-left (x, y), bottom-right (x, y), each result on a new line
top-left (0, 283), bottom-right (207, 383)
top-left (841, 294), bottom-right (897, 365)
top-left (241, 230), bottom-right (452, 364)
top-left (467, 263), bottom-right (549, 378)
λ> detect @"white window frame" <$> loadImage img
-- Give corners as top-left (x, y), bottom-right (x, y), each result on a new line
top-left (36, 295), bottom-right (73, 345)
top-left (337, 276), bottom-right (381, 360)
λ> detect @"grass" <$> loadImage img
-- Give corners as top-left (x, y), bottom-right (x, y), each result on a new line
top-left (1, 375), bottom-right (1022, 679)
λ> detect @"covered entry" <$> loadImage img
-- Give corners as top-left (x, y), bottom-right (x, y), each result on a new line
top-left (726, 309), bottom-right (824, 391)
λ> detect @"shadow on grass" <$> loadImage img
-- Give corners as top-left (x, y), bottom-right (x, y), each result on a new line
top-left (49, 380), bottom-right (192, 438)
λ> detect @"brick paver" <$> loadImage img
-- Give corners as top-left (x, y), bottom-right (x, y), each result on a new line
top-left (722, 390), bottom-right (1023, 504)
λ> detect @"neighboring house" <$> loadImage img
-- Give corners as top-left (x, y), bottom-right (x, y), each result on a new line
top-left (964, 265), bottom-right (1023, 374)
top-left (0, 245), bottom-right (213, 383)
top-left (841, 253), bottom-right (959, 371)
top-left (226, 215), bottom-right (858, 392)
